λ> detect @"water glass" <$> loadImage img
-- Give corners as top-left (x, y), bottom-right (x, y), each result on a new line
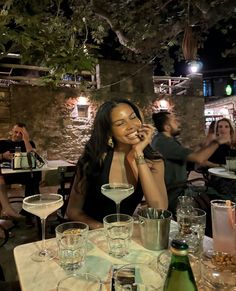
top-left (226, 156), bottom-right (236, 173)
top-left (176, 196), bottom-right (196, 215)
top-left (114, 263), bottom-right (163, 290)
top-left (211, 199), bottom-right (235, 253)
top-left (176, 207), bottom-right (206, 255)
top-left (57, 273), bottom-right (101, 291)
top-left (55, 222), bottom-right (89, 272)
top-left (15, 146), bottom-right (21, 153)
top-left (103, 214), bottom-right (133, 258)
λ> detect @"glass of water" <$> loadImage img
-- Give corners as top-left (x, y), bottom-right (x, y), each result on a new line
top-left (103, 214), bottom-right (133, 258)
top-left (176, 207), bottom-right (206, 256)
top-left (114, 263), bottom-right (163, 290)
top-left (57, 272), bottom-right (101, 291)
top-left (55, 222), bottom-right (89, 272)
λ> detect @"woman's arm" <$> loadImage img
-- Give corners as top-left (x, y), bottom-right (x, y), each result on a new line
top-left (128, 123), bottom-right (168, 209)
top-left (137, 158), bottom-right (168, 209)
top-left (66, 175), bottom-right (103, 230)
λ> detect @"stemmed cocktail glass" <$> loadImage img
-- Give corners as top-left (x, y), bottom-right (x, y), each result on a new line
top-left (101, 183), bottom-right (134, 214)
top-left (22, 194), bottom-right (63, 262)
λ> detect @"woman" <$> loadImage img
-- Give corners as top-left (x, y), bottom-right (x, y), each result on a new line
top-left (66, 99), bottom-right (168, 229)
top-left (205, 118), bottom-right (236, 202)
top-left (207, 118), bottom-right (236, 167)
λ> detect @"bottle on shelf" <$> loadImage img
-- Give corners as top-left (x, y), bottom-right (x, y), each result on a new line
top-left (163, 239), bottom-right (198, 291)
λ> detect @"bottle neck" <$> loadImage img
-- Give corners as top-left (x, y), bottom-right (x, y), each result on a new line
top-left (170, 246), bottom-right (188, 256)
top-left (170, 253), bottom-right (190, 264)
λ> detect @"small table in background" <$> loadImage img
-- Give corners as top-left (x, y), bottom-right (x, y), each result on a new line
top-left (1, 160), bottom-right (75, 175)
top-left (208, 167), bottom-right (236, 180)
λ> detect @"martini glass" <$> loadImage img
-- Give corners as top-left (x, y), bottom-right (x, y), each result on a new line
top-left (101, 183), bottom-right (134, 214)
top-left (22, 194), bottom-right (63, 262)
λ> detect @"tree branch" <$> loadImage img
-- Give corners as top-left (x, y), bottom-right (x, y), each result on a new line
top-left (91, 0), bottom-right (141, 53)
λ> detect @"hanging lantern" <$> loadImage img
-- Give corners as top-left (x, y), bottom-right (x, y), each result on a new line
top-left (182, 25), bottom-right (198, 61)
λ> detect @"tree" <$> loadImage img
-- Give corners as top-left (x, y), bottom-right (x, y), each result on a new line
top-left (0, 0), bottom-right (235, 81)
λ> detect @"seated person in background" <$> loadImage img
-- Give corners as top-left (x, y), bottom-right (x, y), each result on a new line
top-left (0, 122), bottom-right (41, 219)
top-left (67, 98), bottom-right (168, 229)
top-left (201, 118), bottom-right (236, 202)
top-left (151, 111), bottom-right (231, 216)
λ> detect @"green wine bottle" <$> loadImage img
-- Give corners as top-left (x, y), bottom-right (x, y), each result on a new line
top-left (163, 240), bottom-right (198, 291)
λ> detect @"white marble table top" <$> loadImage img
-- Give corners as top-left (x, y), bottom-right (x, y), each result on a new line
top-left (14, 221), bottom-right (212, 291)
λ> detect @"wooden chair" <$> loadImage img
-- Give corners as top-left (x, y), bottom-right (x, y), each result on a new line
top-left (56, 165), bottom-right (76, 223)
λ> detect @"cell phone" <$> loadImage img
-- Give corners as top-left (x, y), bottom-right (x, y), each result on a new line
top-left (111, 264), bottom-right (136, 291)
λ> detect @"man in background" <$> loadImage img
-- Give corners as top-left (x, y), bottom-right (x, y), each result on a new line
top-left (0, 122), bottom-right (41, 219)
top-left (151, 111), bottom-right (230, 215)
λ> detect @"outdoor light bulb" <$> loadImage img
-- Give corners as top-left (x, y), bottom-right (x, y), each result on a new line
top-left (188, 60), bottom-right (203, 74)
top-left (190, 63), bottom-right (198, 73)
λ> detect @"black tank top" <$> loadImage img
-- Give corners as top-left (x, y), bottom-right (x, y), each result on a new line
top-left (83, 149), bottom-right (143, 222)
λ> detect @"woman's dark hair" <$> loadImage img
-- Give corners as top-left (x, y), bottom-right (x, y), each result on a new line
top-left (75, 98), bottom-right (161, 193)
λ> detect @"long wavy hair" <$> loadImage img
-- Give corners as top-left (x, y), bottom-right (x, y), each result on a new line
top-left (75, 98), bottom-right (161, 195)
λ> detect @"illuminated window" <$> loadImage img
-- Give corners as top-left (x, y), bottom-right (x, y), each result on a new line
top-left (77, 104), bottom-right (89, 118)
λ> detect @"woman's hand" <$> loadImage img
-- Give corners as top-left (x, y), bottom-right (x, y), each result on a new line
top-left (132, 123), bottom-right (154, 153)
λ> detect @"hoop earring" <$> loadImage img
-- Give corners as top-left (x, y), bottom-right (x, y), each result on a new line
top-left (108, 137), bottom-right (114, 148)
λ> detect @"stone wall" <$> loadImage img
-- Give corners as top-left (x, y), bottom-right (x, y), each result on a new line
top-left (168, 95), bottom-right (205, 147)
top-left (0, 61), bottom-right (205, 162)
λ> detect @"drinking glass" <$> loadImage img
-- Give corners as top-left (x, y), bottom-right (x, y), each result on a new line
top-left (211, 199), bottom-right (236, 253)
top-left (22, 194), bottom-right (63, 262)
top-left (101, 183), bottom-right (134, 214)
top-left (55, 222), bottom-right (89, 272)
top-left (103, 214), bottom-right (133, 258)
top-left (114, 263), bottom-right (163, 290)
top-left (176, 207), bottom-right (206, 255)
top-left (226, 157), bottom-right (236, 173)
top-left (176, 196), bottom-right (196, 216)
top-left (57, 273), bottom-right (101, 291)
top-left (15, 146), bottom-right (21, 153)
top-left (201, 250), bottom-right (236, 290)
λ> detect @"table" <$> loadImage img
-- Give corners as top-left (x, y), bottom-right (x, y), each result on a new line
top-left (14, 222), bottom-right (212, 291)
top-left (208, 167), bottom-right (236, 179)
top-left (1, 160), bottom-right (75, 175)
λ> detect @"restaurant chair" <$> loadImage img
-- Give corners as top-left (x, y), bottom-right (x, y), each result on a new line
top-left (56, 165), bottom-right (76, 223)
top-left (167, 177), bottom-right (213, 237)
top-left (0, 224), bottom-right (9, 247)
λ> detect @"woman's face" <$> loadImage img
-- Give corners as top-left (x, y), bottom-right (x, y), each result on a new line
top-left (217, 120), bottom-right (231, 138)
top-left (110, 103), bottom-right (142, 147)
